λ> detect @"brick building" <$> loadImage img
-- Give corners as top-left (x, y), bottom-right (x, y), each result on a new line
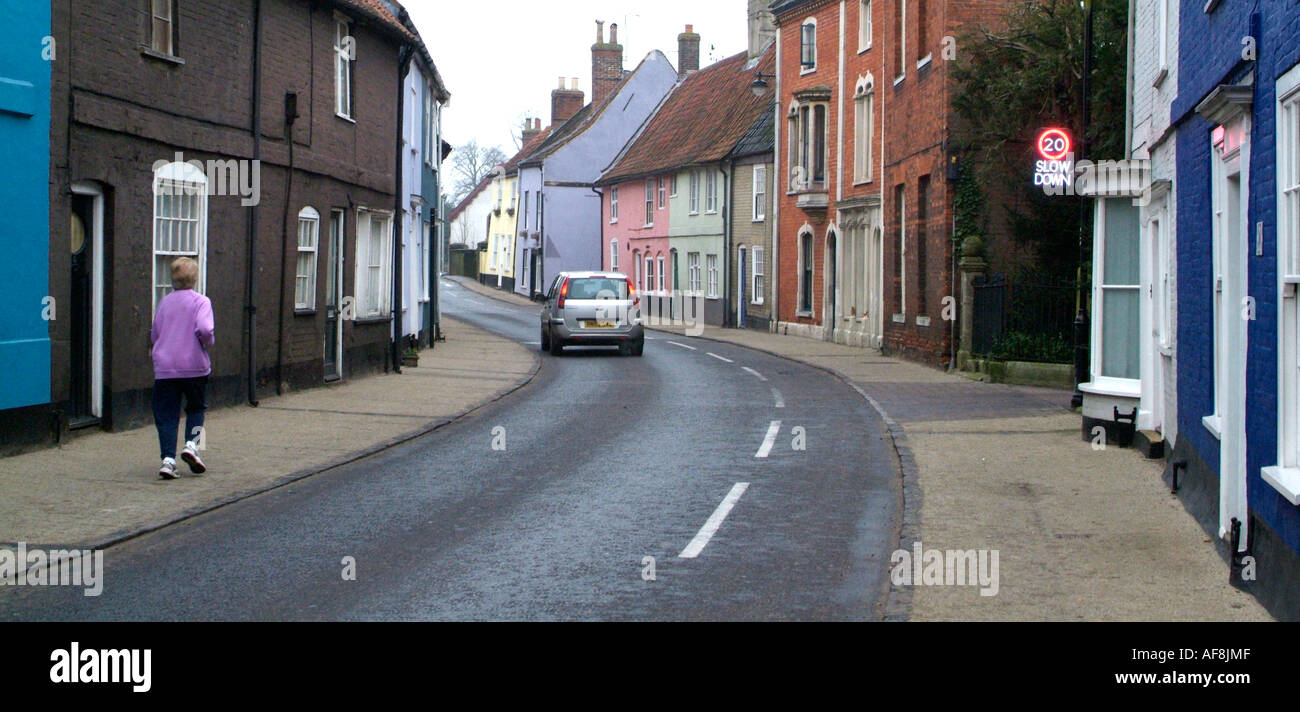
top-left (32, 0), bottom-right (428, 450)
top-left (771, 0), bottom-right (1011, 367)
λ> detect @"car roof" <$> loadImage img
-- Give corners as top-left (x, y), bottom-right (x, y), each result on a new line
top-left (560, 271), bottom-right (628, 280)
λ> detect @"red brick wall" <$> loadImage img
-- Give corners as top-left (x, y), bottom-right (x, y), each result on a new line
top-left (775, 0), bottom-right (840, 327)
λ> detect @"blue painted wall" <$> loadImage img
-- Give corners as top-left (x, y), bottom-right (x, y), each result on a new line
top-left (1175, 0), bottom-right (1300, 553)
top-left (0, 1), bottom-right (52, 411)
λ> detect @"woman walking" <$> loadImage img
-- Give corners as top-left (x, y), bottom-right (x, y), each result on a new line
top-left (150, 257), bottom-right (214, 480)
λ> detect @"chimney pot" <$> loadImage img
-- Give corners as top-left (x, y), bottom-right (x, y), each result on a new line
top-left (596, 19), bottom-right (604, 44)
top-left (571, 77), bottom-right (579, 90)
top-left (610, 23), bottom-right (618, 45)
top-left (558, 76), bottom-right (565, 89)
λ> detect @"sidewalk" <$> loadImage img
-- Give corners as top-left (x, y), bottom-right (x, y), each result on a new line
top-left (0, 316), bottom-right (538, 549)
top-left (645, 322), bottom-right (1271, 621)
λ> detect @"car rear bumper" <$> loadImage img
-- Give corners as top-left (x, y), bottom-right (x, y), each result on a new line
top-left (553, 322), bottom-right (644, 345)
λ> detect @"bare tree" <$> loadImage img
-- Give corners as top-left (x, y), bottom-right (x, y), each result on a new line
top-left (451, 139), bottom-right (508, 202)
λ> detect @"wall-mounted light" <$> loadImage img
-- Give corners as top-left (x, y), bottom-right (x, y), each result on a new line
top-left (750, 71), bottom-right (777, 97)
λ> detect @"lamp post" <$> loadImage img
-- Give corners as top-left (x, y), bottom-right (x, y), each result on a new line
top-left (1071, 0), bottom-right (1094, 409)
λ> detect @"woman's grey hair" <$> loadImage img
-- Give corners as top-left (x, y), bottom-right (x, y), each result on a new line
top-left (171, 257), bottom-right (199, 290)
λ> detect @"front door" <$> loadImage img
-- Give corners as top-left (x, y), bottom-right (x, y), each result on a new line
top-left (826, 233), bottom-right (838, 340)
top-left (69, 184), bottom-right (103, 425)
top-left (738, 246), bottom-right (747, 328)
top-left (325, 210), bottom-right (345, 381)
top-left (1211, 119), bottom-right (1249, 550)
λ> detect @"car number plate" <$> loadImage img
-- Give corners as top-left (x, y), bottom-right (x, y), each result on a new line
top-left (582, 321), bottom-right (616, 329)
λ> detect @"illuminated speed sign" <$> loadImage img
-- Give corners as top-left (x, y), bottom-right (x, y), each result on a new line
top-left (1037, 128), bottom-right (1072, 161)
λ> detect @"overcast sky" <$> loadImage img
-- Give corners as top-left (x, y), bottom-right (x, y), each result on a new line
top-left (406, 0), bottom-right (751, 154)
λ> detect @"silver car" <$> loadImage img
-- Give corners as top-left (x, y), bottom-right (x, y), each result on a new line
top-left (540, 272), bottom-right (645, 357)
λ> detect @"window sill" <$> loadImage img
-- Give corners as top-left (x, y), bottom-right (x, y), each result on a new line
top-left (336, 113), bottom-right (357, 124)
top-left (1261, 466), bottom-right (1300, 505)
top-left (751, 299), bottom-right (765, 306)
top-left (1203, 415), bottom-right (1223, 440)
top-left (915, 315), bottom-right (931, 327)
top-left (752, 218), bottom-right (766, 223)
top-left (796, 310), bottom-right (814, 318)
top-left (140, 48), bottom-right (185, 66)
top-left (1080, 378), bottom-right (1141, 399)
top-left (858, 44), bottom-right (872, 55)
top-left (353, 315), bottom-right (390, 325)
top-left (892, 313), bottom-right (906, 323)
top-left (852, 178), bottom-right (874, 187)
top-left (893, 74), bottom-right (905, 87)
top-left (294, 308), bottom-right (317, 317)
top-left (801, 66), bottom-right (817, 76)
top-left (1152, 67), bottom-right (1169, 88)
top-left (916, 55), bottom-right (932, 70)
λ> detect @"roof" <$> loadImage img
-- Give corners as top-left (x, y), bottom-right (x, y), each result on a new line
top-left (501, 126), bottom-right (555, 174)
top-left (597, 46), bottom-right (775, 185)
top-left (447, 173), bottom-right (494, 221)
top-left (384, 0), bottom-right (450, 101)
top-left (330, 0), bottom-right (417, 43)
top-left (730, 101), bottom-right (775, 160)
top-left (519, 52), bottom-right (665, 168)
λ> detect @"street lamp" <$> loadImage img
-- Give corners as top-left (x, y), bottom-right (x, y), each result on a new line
top-left (750, 71), bottom-right (776, 97)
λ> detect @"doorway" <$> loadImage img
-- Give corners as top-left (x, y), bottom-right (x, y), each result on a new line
top-left (325, 209), bottom-right (345, 381)
top-left (825, 231), bottom-right (838, 340)
top-left (737, 245), bottom-right (748, 328)
top-left (69, 183), bottom-right (104, 426)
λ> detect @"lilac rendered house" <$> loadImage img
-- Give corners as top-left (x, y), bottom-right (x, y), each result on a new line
top-left (513, 22), bottom-right (678, 298)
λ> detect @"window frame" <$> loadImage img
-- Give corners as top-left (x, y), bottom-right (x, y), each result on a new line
top-left (853, 76), bottom-right (875, 184)
top-left (657, 255), bottom-right (666, 293)
top-left (752, 245), bottom-right (765, 305)
top-left (295, 207), bottom-right (321, 311)
top-left (859, 0), bottom-right (873, 53)
top-left (645, 178), bottom-right (655, 226)
top-left (610, 186), bottom-right (619, 223)
top-left (689, 171), bottom-right (700, 215)
top-left (1265, 64), bottom-right (1300, 502)
top-left (354, 208), bottom-right (394, 318)
top-left (151, 161), bottom-right (208, 314)
top-left (148, 0), bottom-right (177, 57)
top-left (688, 252), bottom-right (702, 295)
top-left (658, 177), bottom-right (666, 209)
top-left (707, 254), bottom-right (720, 299)
top-left (610, 238), bottom-right (619, 271)
top-left (705, 169), bottom-right (718, 214)
top-left (334, 15), bottom-right (355, 120)
top-left (752, 164), bottom-right (767, 221)
top-left (893, 0), bottom-right (906, 84)
top-left (916, 0), bottom-right (932, 68)
top-left (800, 18), bottom-right (818, 73)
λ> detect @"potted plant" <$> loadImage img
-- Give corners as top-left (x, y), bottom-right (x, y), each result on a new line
top-left (402, 347), bottom-right (420, 367)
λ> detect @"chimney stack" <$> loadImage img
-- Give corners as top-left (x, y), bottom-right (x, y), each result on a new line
top-left (592, 19), bottom-right (624, 107)
top-left (551, 77), bottom-right (584, 125)
top-left (748, 0), bottom-right (776, 60)
top-left (678, 24), bottom-right (700, 77)
top-left (521, 117), bottom-right (540, 146)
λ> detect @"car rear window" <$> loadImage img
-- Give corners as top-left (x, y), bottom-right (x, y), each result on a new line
top-left (565, 278), bottom-right (628, 300)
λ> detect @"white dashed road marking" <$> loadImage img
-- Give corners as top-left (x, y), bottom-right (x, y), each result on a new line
top-left (755, 420), bottom-right (782, 458)
top-left (679, 482), bottom-right (750, 559)
top-left (707, 352), bottom-right (734, 363)
top-left (667, 341), bottom-right (698, 351)
top-left (741, 366), bottom-right (768, 381)
top-left (771, 388), bottom-right (785, 409)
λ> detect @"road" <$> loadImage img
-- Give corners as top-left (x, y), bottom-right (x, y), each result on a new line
top-left (0, 278), bottom-right (902, 621)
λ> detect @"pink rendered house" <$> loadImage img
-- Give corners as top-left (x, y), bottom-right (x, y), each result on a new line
top-left (602, 175), bottom-right (672, 303)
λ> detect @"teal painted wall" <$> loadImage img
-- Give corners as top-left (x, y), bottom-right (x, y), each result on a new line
top-left (0, 2), bottom-right (52, 410)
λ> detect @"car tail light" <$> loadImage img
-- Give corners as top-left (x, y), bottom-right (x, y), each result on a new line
top-left (627, 280), bottom-right (639, 308)
top-left (557, 278), bottom-right (569, 309)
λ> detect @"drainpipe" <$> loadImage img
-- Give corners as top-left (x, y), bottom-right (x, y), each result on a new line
top-left (246, 0), bottom-right (262, 406)
top-left (722, 161), bottom-right (732, 328)
top-left (393, 43), bottom-right (414, 374)
top-left (274, 89), bottom-right (298, 396)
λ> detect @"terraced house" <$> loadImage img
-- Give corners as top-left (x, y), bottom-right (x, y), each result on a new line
top-left (598, 17), bottom-right (775, 329)
top-left (512, 22), bottom-right (678, 300)
top-left (12, 0), bottom-right (444, 453)
top-left (771, 0), bottom-right (1012, 366)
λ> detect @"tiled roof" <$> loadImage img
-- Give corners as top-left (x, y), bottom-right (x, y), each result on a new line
top-left (331, 0), bottom-right (417, 43)
top-left (447, 173), bottom-right (494, 221)
top-left (502, 126), bottom-right (555, 173)
top-left (730, 102), bottom-right (776, 160)
top-left (598, 47), bottom-right (775, 185)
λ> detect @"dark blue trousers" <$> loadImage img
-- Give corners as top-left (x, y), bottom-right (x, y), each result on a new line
top-left (152, 377), bottom-right (208, 460)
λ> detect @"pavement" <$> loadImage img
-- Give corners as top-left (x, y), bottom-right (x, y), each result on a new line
top-left (0, 314), bottom-right (539, 550)
top-left (556, 308), bottom-right (1270, 621)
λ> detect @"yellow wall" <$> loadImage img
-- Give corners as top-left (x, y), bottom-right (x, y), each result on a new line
top-left (482, 172), bottom-right (518, 279)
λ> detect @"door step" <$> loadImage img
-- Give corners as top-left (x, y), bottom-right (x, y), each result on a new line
top-left (1135, 429), bottom-right (1166, 460)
